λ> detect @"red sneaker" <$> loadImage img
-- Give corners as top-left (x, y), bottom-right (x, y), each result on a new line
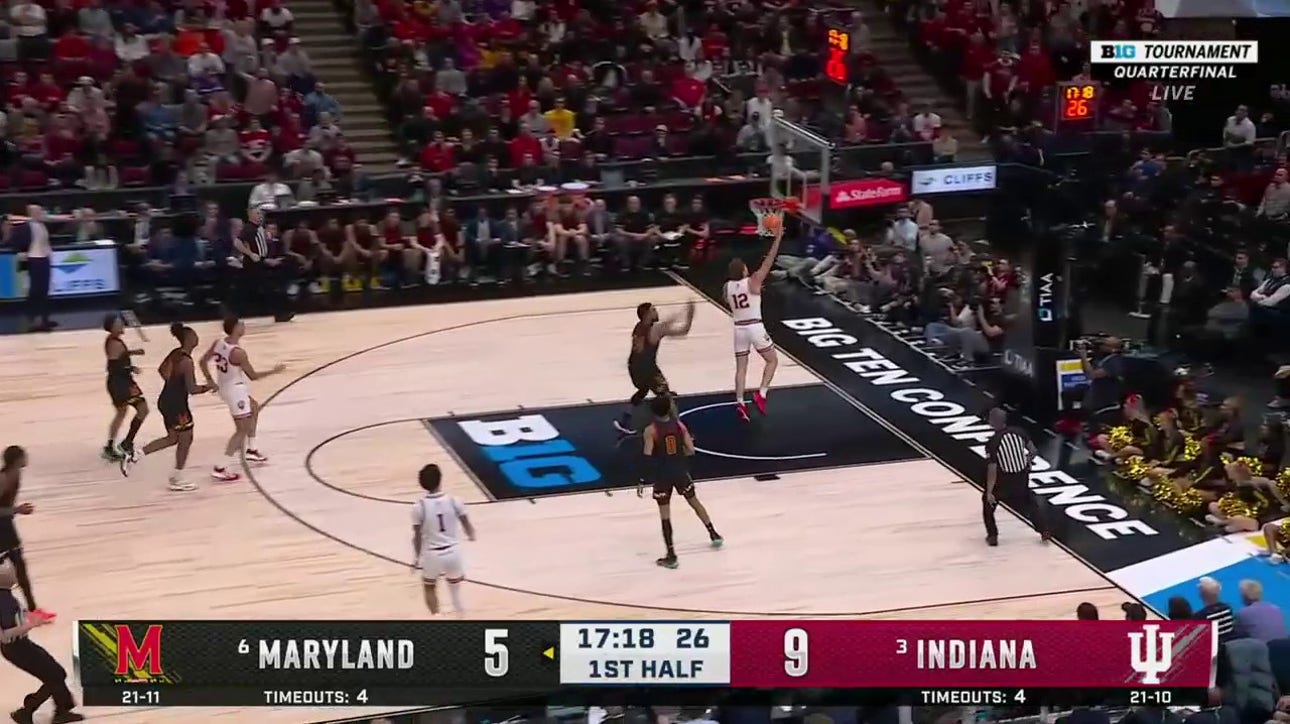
top-left (735, 402), bottom-right (750, 422)
top-left (211, 467), bottom-right (241, 483)
top-left (752, 390), bottom-right (768, 415)
top-left (31, 607), bottom-right (57, 621)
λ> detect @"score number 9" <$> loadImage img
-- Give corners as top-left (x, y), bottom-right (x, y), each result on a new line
top-left (783, 628), bottom-right (808, 677)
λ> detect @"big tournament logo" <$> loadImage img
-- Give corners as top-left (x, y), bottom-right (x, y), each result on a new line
top-left (426, 386), bottom-right (920, 499)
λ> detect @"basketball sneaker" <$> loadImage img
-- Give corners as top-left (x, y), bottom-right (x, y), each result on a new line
top-left (656, 554), bottom-right (678, 569)
top-left (612, 414), bottom-right (636, 436)
top-left (30, 607), bottom-right (56, 621)
top-left (752, 390), bottom-right (768, 415)
top-left (168, 474), bottom-right (196, 492)
top-left (735, 402), bottom-right (750, 422)
top-left (211, 467), bottom-right (241, 483)
top-left (100, 443), bottom-right (123, 462)
top-left (245, 449), bottom-right (269, 464)
top-left (118, 449), bottom-right (141, 477)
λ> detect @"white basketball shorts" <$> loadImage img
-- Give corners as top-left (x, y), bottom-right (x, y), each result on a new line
top-left (419, 546), bottom-right (465, 582)
top-left (222, 383), bottom-right (252, 419)
top-left (733, 323), bottom-right (773, 355)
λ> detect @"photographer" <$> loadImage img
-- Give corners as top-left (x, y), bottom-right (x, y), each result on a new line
top-left (777, 228), bottom-right (855, 287)
top-left (1078, 336), bottom-right (1127, 419)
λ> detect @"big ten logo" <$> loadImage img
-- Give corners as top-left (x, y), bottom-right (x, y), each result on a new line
top-left (457, 414), bottom-right (602, 489)
top-left (1100, 43), bottom-right (1136, 60)
top-left (781, 318), bottom-right (858, 348)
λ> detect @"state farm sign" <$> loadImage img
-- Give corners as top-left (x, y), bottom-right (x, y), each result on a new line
top-left (827, 178), bottom-right (908, 209)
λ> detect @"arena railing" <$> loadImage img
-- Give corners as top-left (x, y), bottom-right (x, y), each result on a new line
top-left (1182, 136), bottom-right (1280, 163)
top-left (0, 142), bottom-right (932, 218)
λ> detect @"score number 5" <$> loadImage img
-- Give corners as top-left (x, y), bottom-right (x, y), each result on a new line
top-left (485, 629), bottom-right (509, 677)
top-left (784, 628), bottom-right (808, 677)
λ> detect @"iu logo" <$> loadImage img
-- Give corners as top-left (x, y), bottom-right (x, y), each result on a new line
top-left (1128, 624), bottom-right (1175, 684)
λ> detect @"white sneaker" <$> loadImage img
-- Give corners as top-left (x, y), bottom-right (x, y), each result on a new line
top-left (244, 449), bottom-right (269, 464)
top-left (119, 449), bottom-right (141, 477)
top-left (1271, 554), bottom-right (1285, 564)
top-left (168, 477), bottom-right (197, 492)
top-left (308, 281), bottom-right (323, 294)
top-left (211, 466), bottom-right (241, 482)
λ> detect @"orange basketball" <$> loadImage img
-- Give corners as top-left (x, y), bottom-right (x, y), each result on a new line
top-left (763, 212), bottom-right (782, 233)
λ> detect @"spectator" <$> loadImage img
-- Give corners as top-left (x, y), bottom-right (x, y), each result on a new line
top-left (1257, 168), bottom-right (1290, 220)
top-left (911, 103), bottom-right (942, 140)
top-left (1235, 580), bottom-right (1287, 642)
top-left (543, 97), bottom-right (576, 141)
top-left (274, 39), bottom-right (313, 90)
top-left (1222, 106), bottom-right (1257, 149)
top-left (10, 0), bottom-right (48, 61)
top-left (114, 24), bottom-right (148, 63)
top-left (247, 170), bottom-right (293, 210)
top-left (204, 116), bottom-right (241, 166)
top-left (919, 220), bottom-right (956, 275)
top-left (1168, 596), bottom-right (1195, 620)
top-left (886, 206), bottom-right (919, 253)
top-left (615, 195), bottom-right (657, 272)
top-left (463, 205), bottom-right (501, 283)
top-left (1122, 602), bottom-right (1148, 621)
top-left (305, 83), bottom-right (342, 124)
top-left (434, 58), bottom-right (467, 97)
top-left (1180, 286), bottom-right (1250, 358)
top-left (1076, 602), bottom-right (1099, 620)
top-left (1196, 576), bottom-right (1237, 643)
top-left (933, 132), bottom-right (958, 163)
top-left (736, 113), bottom-right (766, 152)
top-left (259, 0), bottom-right (294, 38)
top-left (745, 85), bottom-right (774, 131)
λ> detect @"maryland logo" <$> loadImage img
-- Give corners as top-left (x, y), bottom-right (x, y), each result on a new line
top-left (80, 622), bottom-right (178, 684)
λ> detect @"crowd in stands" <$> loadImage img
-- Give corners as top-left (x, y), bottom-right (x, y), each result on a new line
top-left (0, 0), bottom-right (354, 190)
top-left (897, 0), bottom-right (1169, 139)
top-left (355, 0), bottom-right (958, 186)
top-left (773, 196), bottom-right (1017, 370)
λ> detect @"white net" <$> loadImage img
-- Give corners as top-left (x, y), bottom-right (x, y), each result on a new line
top-left (749, 198), bottom-right (785, 237)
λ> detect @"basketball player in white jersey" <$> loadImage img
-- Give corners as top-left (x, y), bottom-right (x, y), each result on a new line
top-left (723, 217), bottom-right (783, 422)
top-left (199, 316), bottom-right (286, 482)
top-left (411, 464), bottom-right (475, 616)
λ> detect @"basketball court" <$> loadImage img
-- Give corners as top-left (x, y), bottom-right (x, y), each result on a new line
top-left (0, 283), bottom-right (1138, 722)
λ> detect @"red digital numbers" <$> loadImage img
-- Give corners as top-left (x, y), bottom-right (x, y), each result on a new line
top-left (1058, 82), bottom-right (1100, 122)
top-left (824, 29), bottom-right (849, 85)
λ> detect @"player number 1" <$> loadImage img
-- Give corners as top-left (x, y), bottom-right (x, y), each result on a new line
top-left (484, 628), bottom-right (509, 677)
top-left (783, 628), bottom-right (808, 678)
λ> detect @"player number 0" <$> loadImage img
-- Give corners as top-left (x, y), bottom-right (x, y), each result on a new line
top-left (485, 628), bottom-right (509, 677)
top-left (783, 628), bottom-right (808, 678)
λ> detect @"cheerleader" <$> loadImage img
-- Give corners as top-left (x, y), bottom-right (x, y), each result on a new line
top-left (1252, 417), bottom-right (1286, 478)
top-left (1095, 394), bottom-right (1155, 462)
top-left (1204, 457), bottom-right (1286, 533)
top-left (1145, 409), bottom-right (1192, 478)
top-left (1260, 518), bottom-right (1289, 564)
top-left (1173, 377), bottom-right (1204, 434)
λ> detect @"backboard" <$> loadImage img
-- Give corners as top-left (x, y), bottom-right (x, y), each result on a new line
top-left (768, 111), bottom-right (834, 226)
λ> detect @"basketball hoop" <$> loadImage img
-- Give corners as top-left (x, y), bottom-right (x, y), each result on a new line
top-left (750, 197), bottom-right (797, 237)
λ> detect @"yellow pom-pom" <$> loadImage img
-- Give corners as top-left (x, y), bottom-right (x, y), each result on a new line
top-left (1217, 493), bottom-right (1252, 520)
top-left (1221, 453), bottom-right (1236, 466)
top-left (1180, 435), bottom-right (1201, 462)
top-left (1279, 518), bottom-right (1290, 539)
top-left (1236, 456), bottom-right (1262, 474)
top-left (1118, 455), bottom-right (1149, 480)
top-left (1277, 468), bottom-right (1290, 500)
top-left (1175, 488), bottom-right (1206, 515)
top-left (1151, 479), bottom-right (1177, 505)
top-left (1106, 426), bottom-right (1133, 451)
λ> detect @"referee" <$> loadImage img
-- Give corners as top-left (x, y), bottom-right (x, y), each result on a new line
top-left (0, 563), bottom-right (83, 723)
top-left (983, 407), bottom-right (1050, 546)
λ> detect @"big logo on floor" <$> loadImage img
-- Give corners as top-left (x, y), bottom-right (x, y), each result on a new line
top-left (426, 384), bottom-right (921, 499)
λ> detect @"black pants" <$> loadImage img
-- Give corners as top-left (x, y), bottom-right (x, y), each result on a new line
top-left (25, 256), bottom-right (50, 324)
top-left (2, 640), bottom-right (75, 713)
top-left (982, 470), bottom-right (1049, 540)
top-left (237, 259), bottom-right (295, 319)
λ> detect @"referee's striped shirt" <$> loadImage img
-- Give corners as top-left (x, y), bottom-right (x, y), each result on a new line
top-left (987, 426), bottom-right (1032, 474)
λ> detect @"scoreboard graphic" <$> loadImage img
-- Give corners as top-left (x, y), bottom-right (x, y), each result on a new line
top-left (75, 620), bottom-right (1217, 708)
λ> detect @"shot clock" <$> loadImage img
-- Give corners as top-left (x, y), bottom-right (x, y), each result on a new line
top-left (1056, 81), bottom-right (1101, 128)
top-left (824, 27), bottom-right (850, 85)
